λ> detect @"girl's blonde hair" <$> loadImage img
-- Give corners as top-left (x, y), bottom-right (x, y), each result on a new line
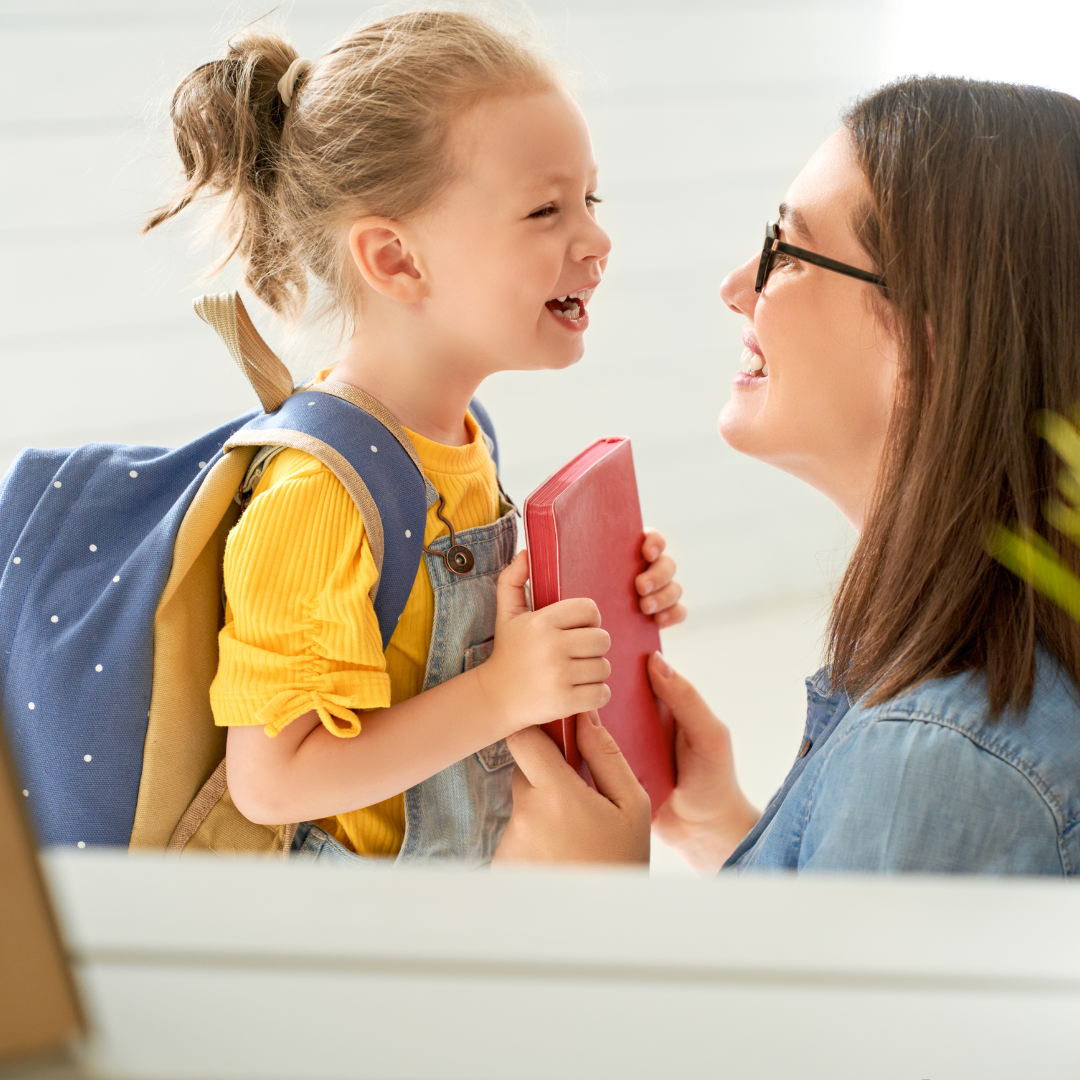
top-left (146, 10), bottom-right (558, 324)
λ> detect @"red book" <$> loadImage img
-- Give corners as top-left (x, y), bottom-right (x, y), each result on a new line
top-left (523, 438), bottom-right (676, 810)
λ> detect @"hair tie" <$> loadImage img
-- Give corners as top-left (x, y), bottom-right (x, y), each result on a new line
top-left (277, 58), bottom-right (311, 108)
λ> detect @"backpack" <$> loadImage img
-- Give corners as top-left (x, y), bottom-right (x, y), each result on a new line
top-left (0, 293), bottom-right (498, 855)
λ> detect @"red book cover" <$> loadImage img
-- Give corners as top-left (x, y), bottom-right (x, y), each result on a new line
top-left (523, 438), bottom-right (676, 810)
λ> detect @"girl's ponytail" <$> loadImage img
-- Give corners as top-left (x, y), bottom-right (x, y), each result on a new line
top-left (144, 26), bottom-right (307, 315)
top-left (148, 12), bottom-right (558, 326)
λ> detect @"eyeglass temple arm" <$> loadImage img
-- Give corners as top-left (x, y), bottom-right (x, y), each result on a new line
top-left (772, 238), bottom-right (887, 288)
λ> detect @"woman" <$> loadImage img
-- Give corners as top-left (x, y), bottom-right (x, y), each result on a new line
top-left (494, 77), bottom-right (1080, 876)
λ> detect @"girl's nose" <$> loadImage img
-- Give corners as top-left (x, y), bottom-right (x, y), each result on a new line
top-left (720, 253), bottom-right (760, 317)
top-left (573, 213), bottom-right (612, 265)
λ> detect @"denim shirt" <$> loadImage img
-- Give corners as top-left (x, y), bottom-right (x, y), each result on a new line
top-left (725, 652), bottom-right (1080, 875)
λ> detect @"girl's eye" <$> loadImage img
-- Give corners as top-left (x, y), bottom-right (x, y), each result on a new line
top-left (529, 205), bottom-right (557, 219)
top-left (586, 194), bottom-right (603, 208)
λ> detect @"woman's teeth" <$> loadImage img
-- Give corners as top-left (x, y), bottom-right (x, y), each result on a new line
top-left (548, 289), bottom-right (593, 319)
top-left (740, 346), bottom-right (768, 377)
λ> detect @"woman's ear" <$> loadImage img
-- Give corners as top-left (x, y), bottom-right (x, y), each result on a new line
top-left (347, 219), bottom-right (426, 303)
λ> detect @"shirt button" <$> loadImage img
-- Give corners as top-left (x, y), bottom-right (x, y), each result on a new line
top-left (799, 738), bottom-right (813, 758)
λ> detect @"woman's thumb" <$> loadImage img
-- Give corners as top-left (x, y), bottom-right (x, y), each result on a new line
top-left (575, 712), bottom-right (648, 811)
top-left (648, 651), bottom-right (719, 736)
top-left (496, 550), bottom-right (531, 623)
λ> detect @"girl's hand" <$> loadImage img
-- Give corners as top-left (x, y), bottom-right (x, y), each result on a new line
top-left (492, 711), bottom-right (651, 866)
top-left (636, 529), bottom-right (686, 628)
top-left (478, 551), bottom-right (612, 734)
top-left (647, 652), bottom-right (760, 874)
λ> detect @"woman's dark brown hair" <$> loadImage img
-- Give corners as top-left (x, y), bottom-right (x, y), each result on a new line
top-left (829, 76), bottom-right (1080, 716)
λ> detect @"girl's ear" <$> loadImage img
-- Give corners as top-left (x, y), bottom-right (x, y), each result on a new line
top-left (348, 219), bottom-right (426, 302)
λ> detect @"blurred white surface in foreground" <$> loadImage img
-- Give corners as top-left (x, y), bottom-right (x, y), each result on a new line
top-left (30, 849), bottom-right (1080, 1080)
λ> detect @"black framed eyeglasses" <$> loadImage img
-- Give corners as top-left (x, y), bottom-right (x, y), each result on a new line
top-left (755, 220), bottom-right (886, 293)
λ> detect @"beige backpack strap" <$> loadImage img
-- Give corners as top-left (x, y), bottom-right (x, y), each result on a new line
top-left (194, 292), bottom-right (293, 413)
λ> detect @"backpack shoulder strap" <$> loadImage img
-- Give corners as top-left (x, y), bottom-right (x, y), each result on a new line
top-left (193, 293), bottom-right (293, 414)
top-left (226, 390), bottom-right (428, 651)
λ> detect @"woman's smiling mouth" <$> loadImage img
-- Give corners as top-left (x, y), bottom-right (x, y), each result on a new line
top-left (738, 328), bottom-right (769, 378)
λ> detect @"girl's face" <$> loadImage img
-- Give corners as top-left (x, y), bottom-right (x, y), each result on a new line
top-left (718, 129), bottom-right (900, 531)
top-left (413, 88), bottom-right (610, 376)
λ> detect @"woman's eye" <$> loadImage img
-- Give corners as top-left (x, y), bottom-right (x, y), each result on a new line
top-left (530, 205), bottom-right (557, 219)
top-left (773, 252), bottom-right (796, 269)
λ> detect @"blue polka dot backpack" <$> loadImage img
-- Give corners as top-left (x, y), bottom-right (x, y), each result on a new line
top-left (0, 293), bottom-right (498, 854)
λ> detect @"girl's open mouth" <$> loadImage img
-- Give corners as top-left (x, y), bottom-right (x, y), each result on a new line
top-left (545, 289), bottom-right (593, 329)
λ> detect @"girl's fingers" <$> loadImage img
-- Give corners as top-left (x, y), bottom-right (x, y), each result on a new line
top-left (547, 597), bottom-right (603, 629)
top-left (569, 681), bottom-right (611, 713)
top-left (565, 626), bottom-right (612, 658)
top-left (641, 528), bottom-right (667, 563)
top-left (636, 553), bottom-right (676, 596)
top-left (652, 602), bottom-right (688, 629)
top-left (639, 579), bottom-right (683, 615)
top-left (496, 550), bottom-right (531, 623)
top-left (568, 657), bottom-right (611, 685)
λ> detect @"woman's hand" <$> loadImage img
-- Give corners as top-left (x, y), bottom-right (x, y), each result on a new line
top-left (648, 652), bottom-right (760, 874)
top-left (636, 529), bottom-right (686, 628)
top-left (492, 712), bottom-right (651, 866)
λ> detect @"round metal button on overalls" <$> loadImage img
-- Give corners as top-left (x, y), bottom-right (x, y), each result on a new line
top-left (446, 545), bottom-right (475, 574)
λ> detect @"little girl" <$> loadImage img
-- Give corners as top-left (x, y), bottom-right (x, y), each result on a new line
top-left (146, 10), bottom-right (685, 864)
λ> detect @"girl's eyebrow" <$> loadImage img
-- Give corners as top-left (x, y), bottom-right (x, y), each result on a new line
top-left (528, 167), bottom-right (600, 189)
top-left (778, 201), bottom-right (814, 244)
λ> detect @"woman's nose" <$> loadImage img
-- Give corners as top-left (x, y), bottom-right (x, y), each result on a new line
top-left (719, 254), bottom-right (760, 316)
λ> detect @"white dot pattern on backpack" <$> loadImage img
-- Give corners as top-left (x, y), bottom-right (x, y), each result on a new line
top-left (22, 790), bottom-right (28, 798)
top-left (199, 461), bottom-right (207, 468)
top-left (113, 576), bottom-right (120, 583)
top-left (89, 544), bottom-right (97, 552)
top-left (83, 754), bottom-right (92, 763)
top-left (12, 557), bottom-right (19, 564)
top-left (405, 530), bottom-right (411, 538)
top-left (50, 615), bottom-right (58, 623)
top-left (371, 445), bottom-right (378, 453)
top-left (53, 481), bottom-right (61, 489)
top-left (95, 664), bottom-right (103, 673)
top-left (129, 470), bottom-right (138, 479)
top-left (28, 702), bottom-right (34, 710)
top-left (77, 841), bottom-right (85, 849)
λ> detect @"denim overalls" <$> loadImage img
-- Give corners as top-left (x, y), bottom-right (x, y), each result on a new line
top-left (292, 478), bottom-right (517, 867)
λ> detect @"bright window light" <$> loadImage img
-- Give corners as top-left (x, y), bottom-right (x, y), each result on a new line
top-left (881, 0), bottom-right (1080, 98)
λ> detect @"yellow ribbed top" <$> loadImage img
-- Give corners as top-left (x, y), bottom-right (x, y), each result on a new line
top-left (209, 408), bottom-right (500, 857)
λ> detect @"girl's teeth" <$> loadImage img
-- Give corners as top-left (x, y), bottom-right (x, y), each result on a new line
top-left (762, 364), bottom-right (769, 377)
top-left (554, 303), bottom-right (582, 319)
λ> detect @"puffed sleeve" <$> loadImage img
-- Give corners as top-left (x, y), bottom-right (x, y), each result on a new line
top-left (210, 455), bottom-right (391, 739)
top-left (799, 718), bottom-right (1065, 874)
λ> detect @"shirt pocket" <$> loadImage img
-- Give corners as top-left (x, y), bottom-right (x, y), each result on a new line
top-left (463, 638), bottom-right (514, 772)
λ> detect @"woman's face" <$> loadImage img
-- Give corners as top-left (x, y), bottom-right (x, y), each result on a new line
top-left (718, 128), bottom-right (900, 531)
